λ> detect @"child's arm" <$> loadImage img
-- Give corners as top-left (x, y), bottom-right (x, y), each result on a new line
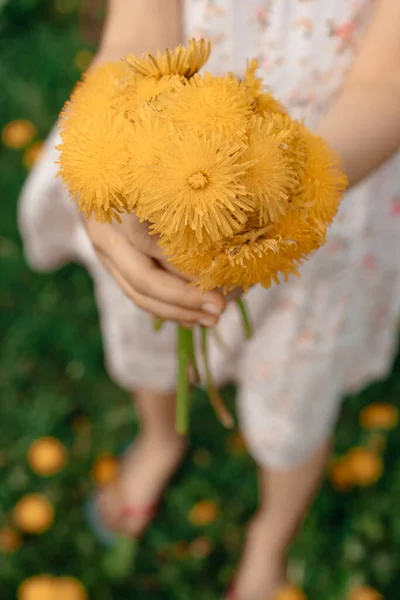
top-left (97, 0), bottom-right (181, 60)
top-left (318, 0), bottom-right (400, 187)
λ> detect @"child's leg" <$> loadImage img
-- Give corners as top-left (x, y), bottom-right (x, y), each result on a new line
top-left (230, 440), bottom-right (330, 600)
top-left (98, 386), bottom-right (186, 536)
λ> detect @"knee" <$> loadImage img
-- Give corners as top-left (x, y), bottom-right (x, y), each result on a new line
top-left (241, 417), bottom-right (327, 469)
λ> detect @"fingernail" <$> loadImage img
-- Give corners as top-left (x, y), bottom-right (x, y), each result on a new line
top-left (200, 317), bottom-right (217, 328)
top-left (201, 302), bottom-right (222, 316)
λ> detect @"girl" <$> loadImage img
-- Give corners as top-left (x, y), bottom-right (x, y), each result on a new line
top-left (18, 1), bottom-right (400, 599)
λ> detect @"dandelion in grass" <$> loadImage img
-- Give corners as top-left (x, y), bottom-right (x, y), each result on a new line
top-left (126, 38), bottom-right (211, 78)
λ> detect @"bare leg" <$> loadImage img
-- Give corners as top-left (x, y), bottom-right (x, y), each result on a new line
top-left (98, 387), bottom-right (186, 536)
top-left (231, 440), bottom-right (331, 600)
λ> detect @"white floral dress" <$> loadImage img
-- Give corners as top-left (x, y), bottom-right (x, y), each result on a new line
top-left (19, 0), bottom-right (400, 468)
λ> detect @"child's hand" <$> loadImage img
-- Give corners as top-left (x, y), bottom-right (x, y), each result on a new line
top-left (83, 213), bottom-right (226, 328)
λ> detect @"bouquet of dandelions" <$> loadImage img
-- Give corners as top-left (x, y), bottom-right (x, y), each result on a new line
top-left (58, 39), bottom-right (347, 435)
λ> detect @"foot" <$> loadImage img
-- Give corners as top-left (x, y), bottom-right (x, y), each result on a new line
top-left (227, 512), bottom-right (288, 600)
top-left (96, 432), bottom-right (187, 537)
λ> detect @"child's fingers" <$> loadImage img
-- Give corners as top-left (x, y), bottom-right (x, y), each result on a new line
top-left (99, 254), bottom-right (219, 327)
top-left (109, 237), bottom-right (226, 315)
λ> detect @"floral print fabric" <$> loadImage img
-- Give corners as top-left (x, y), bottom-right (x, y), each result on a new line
top-left (18, 0), bottom-right (400, 467)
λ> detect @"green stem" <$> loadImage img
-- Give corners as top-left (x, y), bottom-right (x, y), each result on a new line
top-left (236, 297), bottom-right (252, 340)
top-left (153, 317), bottom-right (164, 332)
top-left (176, 325), bottom-right (191, 435)
top-left (201, 327), bottom-right (234, 429)
top-left (187, 327), bottom-right (200, 384)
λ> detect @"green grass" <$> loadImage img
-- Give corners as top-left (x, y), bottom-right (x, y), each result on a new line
top-left (1, 2), bottom-right (400, 598)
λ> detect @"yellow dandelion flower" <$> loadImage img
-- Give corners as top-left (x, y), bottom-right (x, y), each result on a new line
top-left (14, 494), bottom-right (54, 534)
top-left (360, 403), bottom-right (399, 430)
top-left (139, 127), bottom-right (255, 243)
top-left (18, 575), bottom-right (55, 600)
top-left (122, 106), bottom-right (169, 214)
top-left (158, 226), bottom-right (216, 257)
top-left (188, 500), bottom-right (219, 526)
top-left (2, 119), bottom-right (36, 149)
top-left (273, 585), bottom-right (307, 600)
top-left (126, 38), bottom-right (211, 78)
top-left (195, 227), bottom-right (300, 292)
top-left (346, 447), bottom-right (383, 486)
top-left (58, 111), bottom-right (131, 222)
top-left (239, 115), bottom-right (302, 224)
top-left (350, 586), bottom-right (383, 600)
top-left (27, 436), bottom-right (67, 476)
top-left (60, 61), bottom-right (130, 127)
top-left (184, 202), bottom-right (325, 292)
top-left (256, 91), bottom-right (287, 116)
top-left (244, 58), bottom-right (286, 116)
top-left (293, 125), bottom-right (348, 224)
top-left (160, 72), bottom-right (252, 139)
top-left (114, 74), bottom-right (185, 119)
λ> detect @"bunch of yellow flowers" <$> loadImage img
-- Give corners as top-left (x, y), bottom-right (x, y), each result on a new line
top-left (58, 39), bottom-right (347, 433)
top-left (58, 39), bottom-right (347, 293)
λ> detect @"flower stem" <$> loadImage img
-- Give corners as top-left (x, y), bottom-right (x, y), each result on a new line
top-left (236, 297), bottom-right (252, 340)
top-left (186, 327), bottom-right (200, 384)
top-left (153, 317), bottom-right (164, 332)
top-left (176, 325), bottom-right (191, 435)
top-left (201, 326), bottom-right (234, 429)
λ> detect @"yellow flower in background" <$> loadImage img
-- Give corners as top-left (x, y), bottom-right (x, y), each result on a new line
top-left (126, 38), bottom-right (211, 78)
top-left (56, 577), bottom-right (88, 600)
top-left (0, 527), bottom-right (21, 552)
top-left (239, 115), bottom-right (301, 223)
top-left (2, 119), bottom-right (36, 149)
top-left (346, 447), bottom-right (383, 486)
top-left (18, 575), bottom-right (54, 600)
top-left (23, 141), bottom-right (43, 169)
top-left (27, 436), bottom-right (67, 476)
top-left (91, 453), bottom-right (119, 486)
top-left (59, 112), bottom-right (131, 222)
top-left (13, 494), bottom-right (54, 534)
top-left (74, 49), bottom-right (94, 71)
top-left (162, 72), bottom-right (251, 139)
top-left (349, 586), bottom-right (383, 600)
top-left (244, 58), bottom-right (287, 116)
top-left (360, 403), bottom-right (399, 430)
top-left (188, 500), bottom-right (219, 526)
top-left (273, 584), bottom-right (307, 600)
top-left (141, 128), bottom-right (254, 244)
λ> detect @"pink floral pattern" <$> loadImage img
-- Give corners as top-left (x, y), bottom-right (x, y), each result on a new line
top-left (18, 0), bottom-right (400, 468)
